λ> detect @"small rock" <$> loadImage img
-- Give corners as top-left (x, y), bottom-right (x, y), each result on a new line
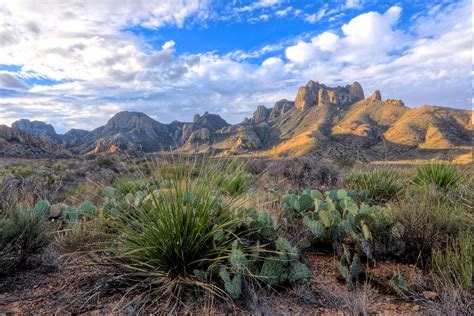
top-left (412, 305), bottom-right (421, 311)
top-left (422, 291), bottom-right (438, 299)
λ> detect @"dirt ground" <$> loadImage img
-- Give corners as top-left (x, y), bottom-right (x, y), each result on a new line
top-left (0, 250), bottom-right (432, 315)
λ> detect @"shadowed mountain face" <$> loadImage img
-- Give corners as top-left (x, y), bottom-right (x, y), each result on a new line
top-left (0, 125), bottom-right (71, 159)
top-left (8, 80), bottom-right (472, 162)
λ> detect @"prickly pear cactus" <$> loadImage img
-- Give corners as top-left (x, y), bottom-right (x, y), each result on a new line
top-left (259, 258), bottom-right (288, 286)
top-left (288, 262), bottom-right (310, 284)
top-left (34, 200), bottom-right (50, 216)
top-left (219, 268), bottom-right (242, 299)
top-left (101, 186), bottom-right (116, 198)
top-left (230, 242), bottom-right (249, 272)
top-left (249, 209), bottom-right (276, 241)
top-left (338, 247), bottom-right (363, 290)
top-left (79, 200), bottom-right (97, 218)
top-left (276, 238), bottom-right (298, 262)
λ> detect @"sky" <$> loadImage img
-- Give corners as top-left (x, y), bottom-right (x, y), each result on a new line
top-left (0, 0), bottom-right (471, 133)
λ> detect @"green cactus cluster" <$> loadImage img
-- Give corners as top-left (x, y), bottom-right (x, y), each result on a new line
top-left (283, 189), bottom-right (380, 257)
top-left (247, 209), bottom-right (277, 241)
top-left (200, 210), bottom-right (311, 299)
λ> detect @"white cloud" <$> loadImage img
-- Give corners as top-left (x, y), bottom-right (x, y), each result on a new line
top-left (275, 6), bottom-right (293, 17)
top-left (0, 0), bottom-right (471, 131)
top-left (304, 8), bottom-right (327, 23)
top-left (344, 0), bottom-right (363, 9)
top-left (234, 0), bottom-right (283, 13)
top-left (162, 40), bottom-right (176, 50)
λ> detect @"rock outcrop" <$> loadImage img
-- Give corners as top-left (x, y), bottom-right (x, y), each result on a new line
top-left (12, 119), bottom-right (60, 142)
top-left (367, 90), bottom-right (382, 102)
top-left (295, 80), bottom-right (365, 110)
top-left (0, 125), bottom-right (71, 158)
top-left (252, 105), bottom-right (270, 124)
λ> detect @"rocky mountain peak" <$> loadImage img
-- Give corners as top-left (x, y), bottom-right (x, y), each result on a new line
top-left (12, 119), bottom-right (59, 142)
top-left (252, 105), bottom-right (270, 124)
top-left (367, 90), bottom-right (382, 102)
top-left (191, 112), bottom-right (229, 131)
top-left (295, 80), bottom-right (365, 110)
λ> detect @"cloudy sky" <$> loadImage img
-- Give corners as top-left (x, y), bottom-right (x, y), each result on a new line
top-left (0, 0), bottom-right (471, 132)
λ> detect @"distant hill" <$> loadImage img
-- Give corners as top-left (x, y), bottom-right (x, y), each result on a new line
top-left (0, 125), bottom-right (71, 159)
top-left (8, 80), bottom-right (472, 162)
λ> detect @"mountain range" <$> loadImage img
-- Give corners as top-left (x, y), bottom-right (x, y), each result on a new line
top-left (1, 80), bottom-right (471, 162)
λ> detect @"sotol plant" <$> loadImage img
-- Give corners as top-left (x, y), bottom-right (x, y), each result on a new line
top-left (94, 156), bottom-right (309, 309)
top-left (412, 162), bottom-right (463, 191)
top-left (347, 168), bottom-right (404, 203)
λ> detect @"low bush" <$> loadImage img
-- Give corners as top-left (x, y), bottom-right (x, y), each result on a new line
top-left (267, 155), bottom-right (343, 190)
top-left (388, 190), bottom-right (470, 264)
top-left (431, 231), bottom-right (472, 291)
top-left (346, 168), bottom-right (404, 204)
top-left (0, 208), bottom-right (52, 273)
top-left (428, 231), bottom-right (473, 314)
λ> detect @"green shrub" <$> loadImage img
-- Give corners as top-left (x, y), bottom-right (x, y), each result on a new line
top-left (412, 162), bottom-right (463, 191)
top-left (347, 168), bottom-right (404, 203)
top-left (388, 191), bottom-right (470, 264)
top-left (0, 208), bottom-right (51, 272)
top-left (96, 157), bottom-right (264, 307)
top-left (432, 231), bottom-right (472, 291)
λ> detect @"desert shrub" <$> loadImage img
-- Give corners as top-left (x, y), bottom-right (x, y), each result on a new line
top-left (346, 168), bottom-right (404, 204)
top-left (267, 155), bottom-right (343, 190)
top-left (114, 177), bottom-right (146, 195)
top-left (95, 157), bottom-right (308, 309)
top-left (411, 162), bottom-right (463, 191)
top-left (388, 190), bottom-right (470, 264)
top-left (95, 157), bottom-right (115, 168)
top-left (55, 221), bottom-right (103, 253)
top-left (431, 231), bottom-right (472, 291)
top-left (428, 231), bottom-right (473, 314)
top-left (0, 208), bottom-right (52, 272)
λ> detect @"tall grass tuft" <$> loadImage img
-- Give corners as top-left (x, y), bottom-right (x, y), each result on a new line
top-left (411, 162), bottom-right (463, 191)
top-left (346, 168), bottom-right (404, 203)
top-left (0, 208), bottom-right (51, 272)
top-left (96, 156), bottom-right (253, 309)
top-left (432, 231), bottom-right (472, 291)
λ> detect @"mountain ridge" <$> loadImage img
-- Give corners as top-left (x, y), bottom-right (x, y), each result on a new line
top-left (4, 80), bottom-right (472, 162)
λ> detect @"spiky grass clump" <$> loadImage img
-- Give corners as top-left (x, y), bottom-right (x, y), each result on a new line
top-left (412, 162), bottom-right (463, 191)
top-left (432, 231), bottom-right (472, 291)
top-left (0, 208), bottom-right (51, 272)
top-left (97, 156), bottom-right (252, 309)
top-left (346, 168), bottom-right (404, 203)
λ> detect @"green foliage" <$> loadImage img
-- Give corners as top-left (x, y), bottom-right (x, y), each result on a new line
top-left (96, 157), bottom-right (261, 305)
top-left (347, 168), bottom-right (404, 203)
top-left (432, 231), bottom-right (472, 291)
top-left (287, 189), bottom-right (380, 258)
top-left (115, 178), bottom-right (146, 195)
top-left (101, 186), bottom-right (116, 198)
top-left (248, 209), bottom-right (276, 241)
top-left (338, 247), bottom-right (363, 290)
top-left (34, 200), bottom-right (51, 216)
top-left (388, 191), bottom-right (470, 263)
top-left (288, 262), bottom-right (310, 284)
top-left (259, 258), bottom-right (288, 285)
top-left (79, 200), bottom-right (98, 218)
top-left (283, 193), bottom-right (313, 214)
top-left (219, 269), bottom-right (242, 299)
top-left (389, 274), bottom-right (411, 298)
top-left (0, 208), bottom-right (51, 272)
top-left (412, 162), bottom-right (463, 191)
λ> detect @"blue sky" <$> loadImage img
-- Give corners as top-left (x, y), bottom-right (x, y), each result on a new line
top-left (0, 0), bottom-right (471, 132)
